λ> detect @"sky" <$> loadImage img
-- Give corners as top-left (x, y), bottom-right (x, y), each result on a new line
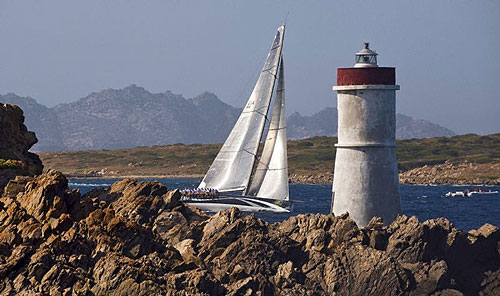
top-left (0, 1), bottom-right (499, 135)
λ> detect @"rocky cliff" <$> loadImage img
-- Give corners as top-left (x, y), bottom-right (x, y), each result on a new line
top-left (0, 170), bottom-right (498, 295)
top-left (0, 104), bottom-right (43, 192)
top-left (0, 94), bottom-right (65, 152)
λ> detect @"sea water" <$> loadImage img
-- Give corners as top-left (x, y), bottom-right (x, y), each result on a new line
top-left (69, 178), bottom-right (500, 231)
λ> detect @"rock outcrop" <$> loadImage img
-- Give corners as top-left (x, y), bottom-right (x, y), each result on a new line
top-left (0, 94), bottom-right (66, 152)
top-left (0, 104), bottom-right (43, 192)
top-left (399, 161), bottom-right (500, 185)
top-left (1, 171), bottom-right (498, 295)
top-left (289, 172), bottom-right (333, 184)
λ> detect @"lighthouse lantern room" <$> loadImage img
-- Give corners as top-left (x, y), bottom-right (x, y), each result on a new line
top-left (354, 42), bottom-right (378, 68)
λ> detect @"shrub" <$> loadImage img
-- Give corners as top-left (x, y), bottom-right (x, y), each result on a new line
top-left (0, 158), bottom-right (18, 169)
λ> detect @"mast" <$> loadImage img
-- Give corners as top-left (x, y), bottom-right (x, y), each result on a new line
top-left (246, 57), bottom-right (289, 201)
top-left (198, 25), bottom-right (285, 192)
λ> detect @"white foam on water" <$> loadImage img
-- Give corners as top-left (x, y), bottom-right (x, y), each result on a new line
top-left (69, 183), bottom-right (112, 187)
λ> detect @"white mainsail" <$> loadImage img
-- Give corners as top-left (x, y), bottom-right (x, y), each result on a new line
top-left (246, 58), bottom-right (289, 200)
top-left (199, 25), bottom-right (285, 192)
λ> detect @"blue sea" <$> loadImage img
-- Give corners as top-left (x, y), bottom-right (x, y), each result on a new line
top-left (69, 178), bottom-right (500, 231)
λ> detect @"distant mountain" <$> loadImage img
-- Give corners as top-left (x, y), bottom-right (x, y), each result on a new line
top-left (287, 108), bottom-right (337, 140)
top-left (1, 86), bottom-right (456, 151)
top-left (52, 85), bottom-right (241, 150)
top-left (0, 93), bottom-right (66, 151)
top-left (395, 114), bottom-right (456, 139)
top-left (287, 107), bottom-right (456, 140)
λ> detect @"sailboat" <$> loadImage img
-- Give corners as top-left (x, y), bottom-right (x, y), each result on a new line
top-left (182, 25), bottom-right (290, 213)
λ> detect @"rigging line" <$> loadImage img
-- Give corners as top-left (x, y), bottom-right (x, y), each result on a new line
top-left (239, 109), bottom-right (269, 122)
top-left (242, 148), bottom-right (259, 157)
top-left (262, 65), bottom-right (278, 75)
top-left (254, 109), bottom-right (269, 118)
top-left (235, 54), bottom-right (266, 108)
top-left (243, 105), bottom-right (271, 119)
top-left (242, 105), bottom-right (268, 113)
top-left (270, 44), bottom-right (282, 50)
top-left (253, 152), bottom-right (273, 168)
top-left (268, 126), bottom-right (286, 131)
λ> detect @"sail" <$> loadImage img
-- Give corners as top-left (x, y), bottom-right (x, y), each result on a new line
top-left (199, 25), bottom-right (285, 192)
top-left (246, 58), bottom-right (289, 200)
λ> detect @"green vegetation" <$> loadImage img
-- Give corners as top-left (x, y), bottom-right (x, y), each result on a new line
top-left (0, 158), bottom-right (18, 170)
top-left (39, 133), bottom-right (500, 178)
top-left (397, 133), bottom-right (500, 171)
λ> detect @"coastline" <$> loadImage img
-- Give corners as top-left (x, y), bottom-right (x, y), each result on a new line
top-left (66, 173), bottom-right (204, 179)
top-left (2, 170), bottom-right (499, 295)
top-left (65, 172), bottom-right (500, 186)
top-left (38, 134), bottom-right (500, 186)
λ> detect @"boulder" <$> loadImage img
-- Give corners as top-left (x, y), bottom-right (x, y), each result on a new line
top-left (0, 171), bottom-right (498, 295)
top-left (0, 104), bottom-right (43, 193)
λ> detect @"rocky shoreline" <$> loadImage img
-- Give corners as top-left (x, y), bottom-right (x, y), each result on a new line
top-left (399, 161), bottom-right (500, 185)
top-left (1, 170), bottom-right (499, 295)
top-left (66, 168), bottom-right (500, 187)
top-left (290, 162), bottom-right (500, 185)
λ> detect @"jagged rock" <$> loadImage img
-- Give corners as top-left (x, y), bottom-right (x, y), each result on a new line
top-left (15, 170), bottom-right (73, 222)
top-left (0, 170), bottom-right (498, 295)
top-left (0, 104), bottom-right (43, 192)
top-left (0, 94), bottom-right (66, 152)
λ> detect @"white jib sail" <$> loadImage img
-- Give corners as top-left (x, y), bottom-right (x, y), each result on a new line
top-left (199, 25), bottom-right (285, 192)
top-left (246, 58), bottom-right (289, 201)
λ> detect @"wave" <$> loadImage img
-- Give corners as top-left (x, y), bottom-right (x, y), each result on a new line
top-left (69, 182), bottom-right (112, 187)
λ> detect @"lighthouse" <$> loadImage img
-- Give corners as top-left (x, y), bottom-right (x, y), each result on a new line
top-left (331, 43), bottom-right (401, 227)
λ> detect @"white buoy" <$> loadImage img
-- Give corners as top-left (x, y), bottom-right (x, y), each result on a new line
top-left (331, 43), bottom-right (401, 227)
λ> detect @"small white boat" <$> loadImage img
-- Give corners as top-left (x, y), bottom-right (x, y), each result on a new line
top-left (445, 190), bottom-right (499, 198)
top-left (466, 190), bottom-right (499, 197)
top-left (445, 191), bottom-right (465, 197)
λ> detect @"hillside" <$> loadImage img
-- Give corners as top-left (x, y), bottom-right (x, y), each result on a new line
top-left (1, 86), bottom-right (456, 152)
top-left (287, 108), bottom-right (456, 140)
top-left (39, 133), bottom-right (500, 184)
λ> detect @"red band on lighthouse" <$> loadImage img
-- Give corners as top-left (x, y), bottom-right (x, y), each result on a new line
top-left (337, 67), bottom-right (395, 86)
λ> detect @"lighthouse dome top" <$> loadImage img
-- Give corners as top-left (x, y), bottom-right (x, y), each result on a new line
top-left (354, 42), bottom-right (378, 68)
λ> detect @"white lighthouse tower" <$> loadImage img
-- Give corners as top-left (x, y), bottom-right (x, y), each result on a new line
top-left (331, 43), bottom-right (401, 227)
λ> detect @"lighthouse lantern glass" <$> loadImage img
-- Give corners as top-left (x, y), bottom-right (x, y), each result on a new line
top-left (356, 55), bottom-right (377, 64)
top-left (354, 42), bottom-right (378, 68)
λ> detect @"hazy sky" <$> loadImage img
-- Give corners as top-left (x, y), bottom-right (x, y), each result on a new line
top-left (1, 1), bottom-right (499, 134)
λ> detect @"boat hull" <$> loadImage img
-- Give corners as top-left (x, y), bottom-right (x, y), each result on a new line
top-left (467, 191), bottom-right (499, 197)
top-left (445, 190), bottom-right (499, 197)
top-left (182, 195), bottom-right (291, 213)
